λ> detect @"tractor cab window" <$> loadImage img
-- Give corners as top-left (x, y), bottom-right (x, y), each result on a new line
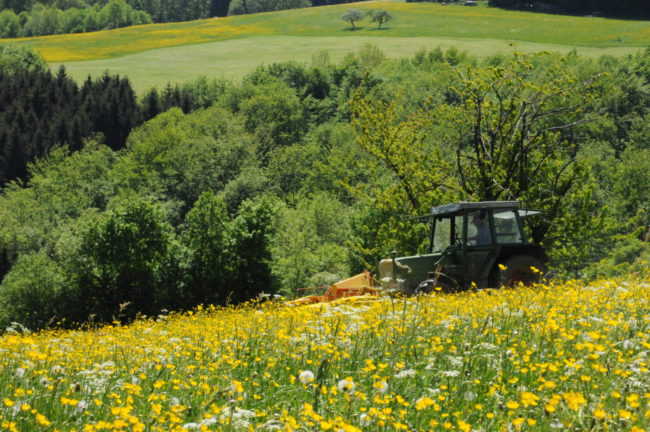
top-left (432, 215), bottom-right (463, 252)
top-left (467, 210), bottom-right (492, 246)
top-left (493, 209), bottom-right (523, 244)
top-left (432, 217), bottom-right (451, 252)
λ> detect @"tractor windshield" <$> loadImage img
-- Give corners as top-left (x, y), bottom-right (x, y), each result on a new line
top-left (432, 217), bottom-right (450, 252)
top-left (431, 215), bottom-right (463, 252)
top-left (492, 209), bottom-right (523, 243)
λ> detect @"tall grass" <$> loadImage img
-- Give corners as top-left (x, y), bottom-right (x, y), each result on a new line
top-left (1, 278), bottom-right (649, 431)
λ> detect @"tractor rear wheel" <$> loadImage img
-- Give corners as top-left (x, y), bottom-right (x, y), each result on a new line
top-left (498, 255), bottom-right (546, 287)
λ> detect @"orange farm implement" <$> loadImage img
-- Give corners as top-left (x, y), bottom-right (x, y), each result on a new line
top-left (287, 271), bottom-right (380, 306)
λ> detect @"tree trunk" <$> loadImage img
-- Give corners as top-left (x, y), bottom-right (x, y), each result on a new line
top-left (210, 0), bottom-right (231, 17)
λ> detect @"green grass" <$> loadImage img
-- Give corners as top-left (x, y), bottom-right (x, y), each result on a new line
top-left (52, 35), bottom-right (644, 93)
top-left (4, 0), bottom-right (650, 91)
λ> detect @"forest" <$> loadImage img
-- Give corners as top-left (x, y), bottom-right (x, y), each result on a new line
top-left (488, 0), bottom-right (648, 18)
top-left (0, 43), bottom-right (649, 329)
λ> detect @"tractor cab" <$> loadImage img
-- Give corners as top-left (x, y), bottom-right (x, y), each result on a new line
top-left (378, 201), bottom-right (546, 293)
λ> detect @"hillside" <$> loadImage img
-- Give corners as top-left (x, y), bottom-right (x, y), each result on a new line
top-left (4, 1), bottom-right (650, 90)
top-left (1, 279), bottom-right (649, 431)
top-left (2, 47), bottom-right (650, 331)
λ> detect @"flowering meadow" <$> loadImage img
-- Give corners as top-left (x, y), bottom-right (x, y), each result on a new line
top-left (12, 1), bottom-right (650, 64)
top-left (1, 279), bottom-right (650, 432)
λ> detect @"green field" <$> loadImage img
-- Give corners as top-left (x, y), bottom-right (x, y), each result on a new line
top-left (52, 36), bottom-right (644, 93)
top-left (4, 0), bottom-right (650, 91)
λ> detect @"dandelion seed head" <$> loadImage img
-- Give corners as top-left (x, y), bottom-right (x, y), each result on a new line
top-left (337, 377), bottom-right (355, 393)
top-left (298, 370), bottom-right (314, 384)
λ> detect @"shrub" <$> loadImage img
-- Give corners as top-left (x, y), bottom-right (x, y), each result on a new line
top-left (227, 198), bottom-right (278, 302)
top-left (70, 200), bottom-right (177, 322)
top-left (183, 191), bottom-right (233, 306)
top-left (0, 252), bottom-right (67, 330)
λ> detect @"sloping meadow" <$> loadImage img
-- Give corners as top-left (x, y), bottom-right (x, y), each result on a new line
top-left (1, 279), bottom-right (649, 431)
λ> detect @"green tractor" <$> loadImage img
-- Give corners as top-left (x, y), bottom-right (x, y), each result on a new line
top-left (378, 201), bottom-right (547, 294)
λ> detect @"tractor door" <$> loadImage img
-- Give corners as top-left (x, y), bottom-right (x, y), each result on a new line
top-left (464, 209), bottom-right (494, 286)
top-left (429, 214), bottom-right (464, 286)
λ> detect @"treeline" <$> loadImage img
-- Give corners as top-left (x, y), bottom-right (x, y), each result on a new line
top-left (1, 45), bottom-right (649, 330)
top-left (0, 0), bottom-right (152, 37)
top-left (0, 68), bottom-right (137, 182)
top-left (488, 0), bottom-right (649, 18)
top-left (0, 0), bottom-right (367, 38)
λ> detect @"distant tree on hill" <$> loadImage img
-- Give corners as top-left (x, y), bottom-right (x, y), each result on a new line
top-left (0, 0), bottom-right (37, 13)
top-left (371, 9), bottom-right (392, 30)
top-left (3, 1), bottom-right (152, 37)
top-left (0, 9), bottom-right (20, 37)
top-left (341, 8), bottom-right (363, 30)
top-left (0, 44), bottom-right (45, 73)
top-left (105, 0), bottom-right (127, 28)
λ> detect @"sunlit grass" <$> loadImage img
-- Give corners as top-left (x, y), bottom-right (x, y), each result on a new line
top-left (5, 1), bottom-right (650, 63)
top-left (1, 278), bottom-right (649, 431)
top-left (51, 35), bottom-right (644, 93)
top-left (4, 1), bottom-right (648, 91)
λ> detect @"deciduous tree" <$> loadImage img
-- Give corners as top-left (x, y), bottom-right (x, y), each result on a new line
top-left (341, 8), bottom-right (363, 30)
top-left (371, 9), bottom-right (391, 30)
top-left (349, 87), bottom-right (458, 265)
top-left (438, 53), bottom-right (603, 244)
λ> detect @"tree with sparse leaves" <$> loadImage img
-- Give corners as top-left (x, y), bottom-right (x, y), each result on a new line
top-left (349, 87), bottom-right (458, 266)
top-left (341, 8), bottom-right (363, 30)
top-left (350, 52), bottom-right (608, 271)
top-left (438, 54), bottom-right (604, 244)
top-left (371, 9), bottom-right (392, 30)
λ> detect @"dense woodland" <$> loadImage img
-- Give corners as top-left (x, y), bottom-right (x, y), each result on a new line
top-left (0, 0), bottom-right (152, 37)
top-left (488, 0), bottom-right (648, 18)
top-left (0, 46), bottom-right (216, 184)
top-left (0, 44), bottom-right (649, 330)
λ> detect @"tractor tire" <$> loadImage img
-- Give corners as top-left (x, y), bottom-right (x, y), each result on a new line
top-left (498, 255), bottom-right (546, 287)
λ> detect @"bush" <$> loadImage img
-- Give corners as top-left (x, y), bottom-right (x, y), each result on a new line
top-left (227, 198), bottom-right (278, 302)
top-left (70, 200), bottom-right (177, 323)
top-left (0, 44), bottom-right (45, 74)
top-left (183, 191), bottom-right (233, 306)
top-left (0, 252), bottom-right (67, 330)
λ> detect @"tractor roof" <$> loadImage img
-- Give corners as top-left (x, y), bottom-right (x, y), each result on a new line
top-left (430, 201), bottom-right (520, 216)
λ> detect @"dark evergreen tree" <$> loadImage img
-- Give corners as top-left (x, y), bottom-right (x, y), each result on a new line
top-left (142, 87), bottom-right (163, 121)
top-left (78, 73), bottom-right (141, 150)
top-left (0, 67), bottom-right (143, 184)
top-left (209, 0), bottom-right (231, 16)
